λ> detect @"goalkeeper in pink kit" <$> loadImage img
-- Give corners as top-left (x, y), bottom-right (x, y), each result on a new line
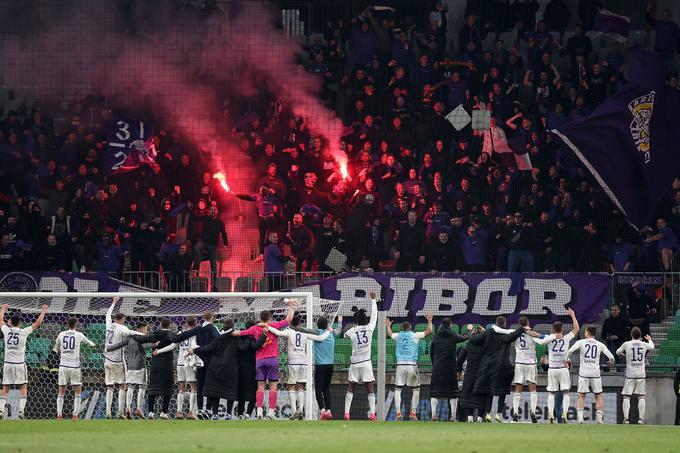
top-left (234, 298), bottom-right (295, 419)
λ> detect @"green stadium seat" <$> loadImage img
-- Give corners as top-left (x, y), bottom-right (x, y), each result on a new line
top-left (450, 324), bottom-right (460, 334)
top-left (84, 352), bottom-right (104, 370)
top-left (27, 337), bottom-right (52, 361)
top-left (85, 323), bottom-right (107, 344)
top-left (414, 323), bottom-right (428, 332)
top-left (25, 352), bottom-right (41, 366)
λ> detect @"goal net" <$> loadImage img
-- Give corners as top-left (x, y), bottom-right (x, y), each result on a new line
top-left (0, 291), bottom-right (342, 420)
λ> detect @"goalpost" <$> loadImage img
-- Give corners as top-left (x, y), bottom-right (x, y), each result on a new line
top-left (0, 291), bottom-right (341, 420)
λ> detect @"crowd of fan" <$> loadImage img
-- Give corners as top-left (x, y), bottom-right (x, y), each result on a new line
top-left (1, 1), bottom-right (680, 285)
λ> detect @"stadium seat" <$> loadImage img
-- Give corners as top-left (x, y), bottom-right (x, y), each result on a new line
top-left (84, 352), bottom-right (104, 370)
top-left (85, 323), bottom-right (107, 344)
top-left (257, 277), bottom-right (269, 291)
top-left (628, 30), bottom-right (646, 48)
top-left (498, 31), bottom-right (515, 49)
top-left (234, 277), bottom-right (254, 292)
top-left (28, 337), bottom-right (51, 360)
top-left (414, 322), bottom-right (428, 332)
top-left (213, 276), bottom-right (232, 292)
top-left (481, 33), bottom-right (496, 52)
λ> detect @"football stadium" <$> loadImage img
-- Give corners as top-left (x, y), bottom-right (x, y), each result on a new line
top-left (0, 0), bottom-right (679, 451)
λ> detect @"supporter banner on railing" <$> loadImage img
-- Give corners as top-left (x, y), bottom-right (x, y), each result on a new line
top-left (0, 272), bottom-right (146, 294)
top-left (298, 272), bottom-right (612, 325)
top-left (0, 271), bottom-right (611, 325)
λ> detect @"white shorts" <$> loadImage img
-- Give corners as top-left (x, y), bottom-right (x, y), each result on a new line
top-left (105, 361), bottom-right (126, 386)
top-left (395, 364), bottom-right (420, 387)
top-left (546, 368), bottom-right (571, 392)
top-left (2, 363), bottom-right (28, 386)
top-left (513, 364), bottom-right (537, 385)
top-left (348, 361), bottom-right (374, 384)
top-left (58, 367), bottom-right (82, 386)
top-left (577, 377), bottom-right (603, 394)
top-left (286, 364), bottom-right (308, 385)
top-left (176, 366), bottom-right (196, 383)
top-left (622, 378), bottom-right (646, 396)
top-left (126, 369), bottom-right (147, 386)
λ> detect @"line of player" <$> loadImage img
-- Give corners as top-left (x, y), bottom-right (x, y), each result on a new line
top-left (0, 297), bottom-right (655, 423)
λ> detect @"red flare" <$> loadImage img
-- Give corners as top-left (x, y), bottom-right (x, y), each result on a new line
top-left (213, 172), bottom-right (230, 192)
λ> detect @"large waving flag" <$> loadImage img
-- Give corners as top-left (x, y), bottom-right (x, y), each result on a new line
top-left (105, 116), bottom-right (156, 174)
top-left (551, 50), bottom-right (680, 230)
top-left (593, 8), bottom-right (630, 43)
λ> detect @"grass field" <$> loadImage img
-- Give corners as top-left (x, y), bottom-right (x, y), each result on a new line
top-left (1, 420), bottom-right (679, 453)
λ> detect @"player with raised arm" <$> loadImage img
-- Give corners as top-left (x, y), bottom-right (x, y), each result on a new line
top-left (533, 308), bottom-right (579, 423)
top-left (233, 298), bottom-right (295, 419)
top-left (0, 303), bottom-right (48, 419)
top-left (176, 316), bottom-right (201, 420)
top-left (267, 314), bottom-right (331, 420)
top-left (343, 292), bottom-right (378, 421)
top-left (105, 322), bottom-right (154, 419)
top-left (54, 317), bottom-right (96, 420)
top-left (104, 296), bottom-right (143, 419)
top-left (511, 316), bottom-right (539, 423)
top-left (617, 327), bottom-right (654, 424)
top-left (566, 326), bottom-right (615, 424)
top-left (385, 312), bottom-right (433, 421)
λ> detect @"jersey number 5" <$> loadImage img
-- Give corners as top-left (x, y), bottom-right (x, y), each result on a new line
top-left (7, 332), bottom-right (19, 346)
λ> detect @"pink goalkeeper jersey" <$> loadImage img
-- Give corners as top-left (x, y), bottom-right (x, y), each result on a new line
top-left (240, 320), bottom-right (288, 360)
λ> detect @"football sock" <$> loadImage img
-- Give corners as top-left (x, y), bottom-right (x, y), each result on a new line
top-left (449, 398), bottom-right (457, 420)
top-left (530, 392), bottom-right (538, 413)
top-left (56, 395), bottom-right (64, 417)
top-left (268, 390), bottom-right (277, 410)
top-left (411, 388), bottom-right (420, 414)
top-left (297, 390), bottom-right (305, 414)
top-left (177, 392), bottom-right (184, 413)
top-left (105, 389), bottom-right (113, 414)
top-left (622, 398), bottom-right (630, 419)
top-left (430, 398), bottom-right (438, 418)
top-left (344, 392), bottom-right (353, 414)
top-left (394, 388), bottom-right (402, 415)
top-left (513, 392), bottom-right (521, 414)
top-left (638, 397), bottom-right (646, 421)
top-left (562, 394), bottom-right (570, 416)
top-left (288, 390), bottom-right (297, 414)
top-left (73, 395), bottom-right (81, 417)
top-left (547, 393), bottom-right (555, 418)
top-left (368, 393), bottom-right (376, 414)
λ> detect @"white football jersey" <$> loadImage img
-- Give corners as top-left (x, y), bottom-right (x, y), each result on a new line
top-left (514, 332), bottom-right (537, 365)
top-left (177, 333), bottom-right (197, 367)
top-left (105, 303), bottom-right (140, 363)
top-left (1, 325), bottom-right (33, 364)
top-left (538, 331), bottom-right (575, 369)
top-left (568, 338), bottom-right (614, 378)
top-left (55, 330), bottom-right (95, 368)
top-left (345, 299), bottom-right (379, 364)
top-left (266, 327), bottom-right (330, 365)
top-left (617, 339), bottom-right (654, 379)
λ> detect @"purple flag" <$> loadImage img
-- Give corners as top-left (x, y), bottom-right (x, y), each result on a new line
top-left (551, 50), bottom-right (680, 230)
top-left (105, 115), bottom-right (156, 175)
top-left (593, 8), bottom-right (630, 42)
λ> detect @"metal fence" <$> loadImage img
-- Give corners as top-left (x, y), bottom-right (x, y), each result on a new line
top-left (104, 270), bottom-right (337, 292)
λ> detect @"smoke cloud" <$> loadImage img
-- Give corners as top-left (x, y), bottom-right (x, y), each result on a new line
top-left (0, 0), bottom-right (347, 176)
top-left (0, 0), bottom-right (348, 271)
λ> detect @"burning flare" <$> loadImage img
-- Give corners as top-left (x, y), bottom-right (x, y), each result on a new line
top-left (339, 160), bottom-right (349, 180)
top-left (213, 171), bottom-right (230, 192)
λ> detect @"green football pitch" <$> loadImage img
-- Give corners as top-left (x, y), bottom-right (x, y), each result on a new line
top-left (1, 420), bottom-right (679, 452)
